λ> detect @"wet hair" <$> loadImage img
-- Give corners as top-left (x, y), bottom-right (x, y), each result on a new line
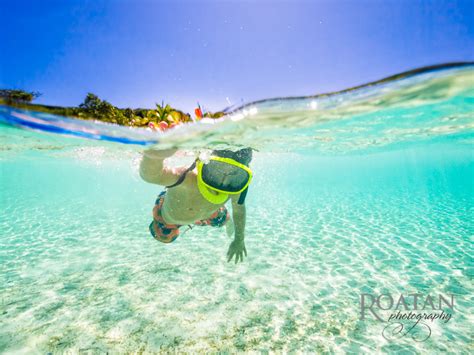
top-left (211, 147), bottom-right (253, 166)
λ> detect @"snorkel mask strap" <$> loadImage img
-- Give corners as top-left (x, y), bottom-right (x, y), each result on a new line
top-left (166, 158), bottom-right (198, 189)
top-left (238, 186), bottom-right (248, 205)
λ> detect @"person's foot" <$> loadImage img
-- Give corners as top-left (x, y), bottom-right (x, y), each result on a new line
top-left (226, 216), bottom-right (235, 238)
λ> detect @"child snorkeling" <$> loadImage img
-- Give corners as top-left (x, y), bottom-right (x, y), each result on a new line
top-left (139, 147), bottom-right (253, 263)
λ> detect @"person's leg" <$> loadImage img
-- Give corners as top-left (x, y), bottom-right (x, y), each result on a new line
top-left (149, 190), bottom-right (182, 243)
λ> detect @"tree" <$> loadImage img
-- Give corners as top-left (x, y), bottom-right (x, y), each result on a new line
top-left (0, 89), bottom-right (42, 103)
top-left (1, 89), bottom-right (193, 128)
top-left (203, 111), bottom-right (225, 119)
top-left (78, 93), bottom-right (127, 123)
top-left (155, 102), bottom-right (173, 122)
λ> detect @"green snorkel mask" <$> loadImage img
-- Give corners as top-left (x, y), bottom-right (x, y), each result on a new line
top-left (196, 156), bottom-right (253, 205)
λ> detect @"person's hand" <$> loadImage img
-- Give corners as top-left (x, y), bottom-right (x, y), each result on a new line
top-left (227, 238), bottom-right (247, 264)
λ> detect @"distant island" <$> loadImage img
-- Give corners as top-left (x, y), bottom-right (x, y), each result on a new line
top-left (0, 89), bottom-right (225, 131)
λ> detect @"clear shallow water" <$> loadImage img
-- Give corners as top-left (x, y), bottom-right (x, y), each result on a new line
top-left (0, 65), bottom-right (473, 353)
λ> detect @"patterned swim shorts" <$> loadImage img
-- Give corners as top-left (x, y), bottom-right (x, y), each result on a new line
top-left (149, 190), bottom-right (230, 243)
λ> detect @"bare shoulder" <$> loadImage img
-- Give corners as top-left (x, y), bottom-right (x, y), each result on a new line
top-left (154, 165), bottom-right (190, 187)
top-left (171, 165), bottom-right (192, 175)
top-left (183, 168), bottom-right (198, 186)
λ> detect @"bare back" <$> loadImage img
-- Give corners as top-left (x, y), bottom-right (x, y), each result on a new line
top-left (161, 168), bottom-right (230, 225)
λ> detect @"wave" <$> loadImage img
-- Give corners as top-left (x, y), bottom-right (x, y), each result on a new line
top-left (1, 62), bottom-right (473, 154)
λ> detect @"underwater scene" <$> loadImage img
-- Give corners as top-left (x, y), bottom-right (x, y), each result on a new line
top-left (0, 64), bottom-right (473, 353)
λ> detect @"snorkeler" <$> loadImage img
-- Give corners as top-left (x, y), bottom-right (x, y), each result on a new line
top-left (139, 147), bottom-right (253, 263)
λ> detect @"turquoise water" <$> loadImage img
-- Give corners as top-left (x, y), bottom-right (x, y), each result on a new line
top-left (1, 65), bottom-right (473, 353)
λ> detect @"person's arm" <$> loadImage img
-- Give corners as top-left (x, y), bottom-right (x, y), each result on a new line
top-left (139, 148), bottom-right (179, 186)
top-left (227, 195), bottom-right (248, 263)
top-left (231, 200), bottom-right (246, 241)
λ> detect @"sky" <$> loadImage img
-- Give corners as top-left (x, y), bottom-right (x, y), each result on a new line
top-left (1, 0), bottom-right (473, 114)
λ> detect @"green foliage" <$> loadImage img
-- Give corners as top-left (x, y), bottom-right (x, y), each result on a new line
top-left (0, 89), bottom-right (206, 127)
top-left (132, 108), bottom-right (149, 118)
top-left (74, 94), bottom-right (195, 127)
top-left (203, 111), bottom-right (225, 119)
top-left (0, 89), bottom-right (41, 103)
top-left (78, 93), bottom-right (131, 125)
top-left (155, 102), bottom-right (173, 122)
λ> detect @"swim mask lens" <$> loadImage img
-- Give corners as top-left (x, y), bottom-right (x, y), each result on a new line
top-left (198, 157), bottom-right (252, 194)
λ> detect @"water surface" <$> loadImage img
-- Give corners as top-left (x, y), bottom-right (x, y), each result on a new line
top-left (0, 64), bottom-right (473, 353)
